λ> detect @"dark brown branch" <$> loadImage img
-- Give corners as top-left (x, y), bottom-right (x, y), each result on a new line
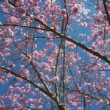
top-left (103, 0), bottom-right (110, 25)
top-left (0, 66), bottom-right (65, 110)
top-left (1, 21), bottom-right (110, 65)
top-left (0, 24), bottom-right (50, 31)
top-left (7, 0), bottom-right (110, 65)
top-left (26, 14), bottom-right (110, 65)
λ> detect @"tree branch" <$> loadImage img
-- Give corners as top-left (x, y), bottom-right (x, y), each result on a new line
top-left (103, 0), bottom-right (110, 25)
top-left (0, 66), bottom-right (65, 110)
top-left (7, 0), bottom-right (110, 65)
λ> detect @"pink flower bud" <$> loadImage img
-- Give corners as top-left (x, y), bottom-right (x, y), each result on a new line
top-left (51, 76), bottom-right (59, 83)
top-left (16, 7), bottom-right (26, 15)
top-left (61, 9), bottom-right (66, 15)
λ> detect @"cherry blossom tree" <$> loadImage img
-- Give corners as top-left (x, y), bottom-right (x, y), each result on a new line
top-left (0, 0), bottom-right (110, 110)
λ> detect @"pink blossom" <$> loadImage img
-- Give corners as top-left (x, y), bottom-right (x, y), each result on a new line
top-left (0, 33), bottom-right (3, 39)
top-left (80, 22), bottom-right (88, 27)
top-left (9, 16), bottom-right (20, 24)
top-left (16, 7), bottom-right (26, 15)
top-left (24, 69), bottom-right (30, 78)
top-left (69, 101), bottom-right (77, 106)
top-left (44, 68), bottom-right (51, 73)
top-left (72, 4), bottom-right (81, 15)
top-left (37, 98), bottom-right (43, 105)
top-left (9, 86), bottom-right (14, 92)
top-left (72, 7), bottom-right (78, 14)
top-left (107, 4), bottom-right (110, 11)
top-left (20, 65), bottom-right (25, 71)
top-left (8, 61), bottom-right (15, 68)
top-left (4, 38), bottom-right (12, 45)
top-left (99, 99), bottom-right (104, 104)
top-left (98, 30), bottom-right (104, 36)
top-left (19, 42), bottom-right (25, 48)
top-left (47, 43), bottom-right (56, 47)
top-left (94, 17), bottom-right (102, 24)
top-left (50, 76), bottom-right (59, 83)
top-left (21, 54), bottom-right (31, 62)
top-left (36, 0), bottom-right (41, 3)
top-left (106, 27), bottom-right (110, 35)
top-left (65, 41), bottom-right (76, 49)
top-left (30, 15), bottom-right (34, 21)
top-left (61, 9), bottom-right (66, 15)
top-left (83, 9), bottom-right (90, 15)
top-left (0, 1), bottom-right (110, 109)
top-left (107, 92), bottom-right (110, 98)
top-left (29, 91), bottom-right (35, 95)
top-left (16, 0), bottom-right (24, 4)
top-left (20, 87), bottom-right (26, 93)
top-left (44, 75), bottom-right (49, 80)
top-left (92, 43), bottom-right (97, 50)
top-left (47, 59), bottom-right (53, 65)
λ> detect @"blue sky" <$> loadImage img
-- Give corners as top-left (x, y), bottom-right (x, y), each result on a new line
top-left (0, 0), bottom-right (110, 110)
